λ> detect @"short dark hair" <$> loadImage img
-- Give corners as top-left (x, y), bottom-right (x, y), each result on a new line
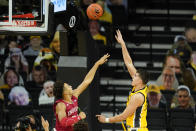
top-left (73, 121), bottom-right (89, 131)
top-left (137, 69), bottom-right (149, 85)
top-left (33, 65), bottom-right (47, 73)
top-left (53, 81), bottom-right (64, 99)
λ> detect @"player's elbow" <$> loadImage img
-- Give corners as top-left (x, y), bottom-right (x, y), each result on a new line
top-left (121, 115), bottom-right (128, 121)
top-left (121, 110), bottom-right (134, 120)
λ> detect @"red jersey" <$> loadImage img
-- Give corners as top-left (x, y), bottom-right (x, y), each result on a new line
top-left (54, 96), bottom-right (79, 131)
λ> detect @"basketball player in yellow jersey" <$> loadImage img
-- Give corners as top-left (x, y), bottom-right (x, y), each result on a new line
top-left (96, 30), bottom-right (149, 131)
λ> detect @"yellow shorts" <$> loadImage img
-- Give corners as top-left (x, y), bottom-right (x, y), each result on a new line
top-left (127, 127), bottom-right (148, 131)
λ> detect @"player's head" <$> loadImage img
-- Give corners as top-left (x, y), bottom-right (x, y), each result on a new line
top-left (63, 83), bottom-right (73, 96)
top-left (131, 69), bottom-right (149, 86)
top-left (54, 81), bottom-right (64, 99)
top-left (54, 81), bottom-right (73, 99)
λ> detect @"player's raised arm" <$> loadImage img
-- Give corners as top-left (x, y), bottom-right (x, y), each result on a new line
top-left (115, 29), bottom-right (137, 78)
top-left (96, 93), bottom-right (144, 123)
top-left (73, 54), bottom-right (110, 97)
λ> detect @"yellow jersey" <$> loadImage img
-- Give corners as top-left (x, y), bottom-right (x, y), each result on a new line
top-left (126, 86), bottom-right (148, 131)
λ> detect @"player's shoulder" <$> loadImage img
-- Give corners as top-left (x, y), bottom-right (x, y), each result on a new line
top-left (131, 93), bottom-right (145, 107)
top-left (132, 92), bottom-right (144, 101)
top-left (56, 102), bottom-right (66, 109)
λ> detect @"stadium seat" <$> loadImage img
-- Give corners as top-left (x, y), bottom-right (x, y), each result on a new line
top-left (147, 108), bottom-right (168, 130)
top-left (161, 90), bottom-right (175, 108)
top-left (6, 105), bottom-right (34, 130)
top-left (169, 108), bottom-right (195, 131)
top-left (38, 104), bottom-right (55, 130)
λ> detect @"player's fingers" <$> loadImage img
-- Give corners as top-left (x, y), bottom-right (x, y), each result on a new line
top-left (115, 34), bottom-right (118, 39)
top-left (104, 59), bottom-right (108, 63)
top-left (105, 54), bottom-right (110, 58)
top-left (118, 29), bottom-right (122, 36)
top-left (41, 116), bottom-right (44, 121)
top-left (117, 29), bottom-right (120, 35)
top-left (103, 54), bottom-right (109, 59)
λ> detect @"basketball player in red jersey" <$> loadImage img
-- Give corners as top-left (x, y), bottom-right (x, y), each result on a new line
top-left (53, 54), bottom-right (110, 131)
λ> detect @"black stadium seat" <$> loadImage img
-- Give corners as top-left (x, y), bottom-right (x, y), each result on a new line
top-left (169, 109), bottom-right (195, 131)
top-left (147, 108), bottom-right (168, 130)
top-left (38, 104), bottom-right (55, 130)
top-left (161, 90), bottom-right (175, 108)
top-left (6, 105), bottom-right (34, 130)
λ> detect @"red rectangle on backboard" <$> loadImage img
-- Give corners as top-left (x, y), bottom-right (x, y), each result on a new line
top-left (3, 13), bottom-right (37, 27)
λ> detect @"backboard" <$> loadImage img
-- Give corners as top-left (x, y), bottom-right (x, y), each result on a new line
top-left (0, 0), bottom-right (54, 35)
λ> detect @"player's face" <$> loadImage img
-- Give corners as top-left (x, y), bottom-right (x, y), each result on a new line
top-left (177, 90), bottom-right (190, 108)
top-left (131, 73), bottom-right (143, 86)
top-left (63, 83), bottom-right (73, 95)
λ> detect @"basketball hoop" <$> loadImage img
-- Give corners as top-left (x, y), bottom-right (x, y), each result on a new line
top-left (0, 0), bottom-right (54, 35)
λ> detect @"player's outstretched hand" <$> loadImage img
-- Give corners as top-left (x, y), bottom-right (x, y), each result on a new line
top-left (96, 115), bottom-right (106, 123)
top-left (115, 29), bottom-right (125, 45)
top-left (97, 53), bottom-right (110, 65)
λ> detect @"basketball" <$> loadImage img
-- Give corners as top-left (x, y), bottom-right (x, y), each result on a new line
top-left (86, 3), bottom-right (103, 20)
